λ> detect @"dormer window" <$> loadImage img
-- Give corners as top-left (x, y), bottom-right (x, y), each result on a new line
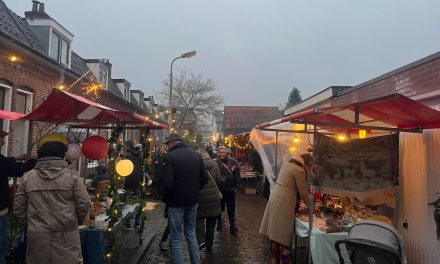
top-left (50, 31), bottom-right (70, 66)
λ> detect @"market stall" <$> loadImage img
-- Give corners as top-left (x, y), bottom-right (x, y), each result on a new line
top-left (7, 88), bottom-right (167, 263)
top-left (251, 93), bottom-right (440, 263)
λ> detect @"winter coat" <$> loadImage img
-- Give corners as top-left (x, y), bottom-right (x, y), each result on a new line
top-left (14, 158), bottom-right (91, 264)
top-left (0, 155), bottom-right (36, 211)
top-left (197, 157), bottom-right (222, 218)
top-left (124, 148), bottom-right (143, 191)
top-left (161, 142), bottom-right (209, 207)
top-left (259, 160), bottom-right (310, 246)
top-left (215, 157), bottom-right (241, 192)
top-left (153, 154), bottom-right (165, 182)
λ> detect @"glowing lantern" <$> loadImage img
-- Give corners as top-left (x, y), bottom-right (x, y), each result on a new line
top-left (115, 159), bottom-right (134, 177)
top-left (66, 143), bottom-right (81, 162)
top-left (81, 136), bottom-right (109, 160)
top-left (359, 129), bottom-right (367, 139)
top-left (39, 133), bottom-right (68, 147)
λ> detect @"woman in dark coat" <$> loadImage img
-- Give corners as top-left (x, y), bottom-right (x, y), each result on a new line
top-left (195, 148), bottom-right (222, 250)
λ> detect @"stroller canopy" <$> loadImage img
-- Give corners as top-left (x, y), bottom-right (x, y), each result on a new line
top-left (346, 220), bottom-right (406, 263)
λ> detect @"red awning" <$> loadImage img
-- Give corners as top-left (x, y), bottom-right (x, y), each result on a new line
top-left (23, 89), bottom-right (167, 129)
top-left (0, 110), bottom-right (25, 120)
top-left (256, 94), bottom-right (440, 132)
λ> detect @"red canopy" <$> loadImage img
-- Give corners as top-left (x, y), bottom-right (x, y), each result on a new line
top-left (0, 110), bottom-right (25, 120)
top-left (256, 94), bottom-right (440, 132)
top-left (23, 89), bottom-right (167, 129)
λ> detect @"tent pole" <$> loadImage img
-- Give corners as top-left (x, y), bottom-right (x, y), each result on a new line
top-left (274, 131), bottom-right (279, 177)
top-left (308, 127), bottom-right (318, 264)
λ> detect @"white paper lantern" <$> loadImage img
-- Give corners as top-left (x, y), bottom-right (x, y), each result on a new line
top-left (66, 143), bottom-right (81, 162)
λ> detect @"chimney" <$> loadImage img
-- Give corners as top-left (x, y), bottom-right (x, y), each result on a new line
top-left (32, 1), bottom-right (39, 11)
top-left (38, 3), bottom-right (45, 13)
top-left (25, 1), bottom-right (50, 19)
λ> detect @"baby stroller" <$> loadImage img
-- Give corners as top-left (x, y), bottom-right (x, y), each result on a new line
top-left (335, 220), bottom-right (405, 264)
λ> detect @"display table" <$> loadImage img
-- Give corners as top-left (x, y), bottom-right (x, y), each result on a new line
top-left (295, 216), bottom-right (351, 264)
top-left (79, 227), bottom-right (112, 264)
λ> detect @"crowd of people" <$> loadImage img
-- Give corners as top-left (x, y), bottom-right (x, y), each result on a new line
top-left (153, 133), bottom-right (242, 264)
top-left (0, 128), bottom-right (247, 264)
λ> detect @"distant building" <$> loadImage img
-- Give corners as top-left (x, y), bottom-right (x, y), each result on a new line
top-left (223, 106), bottom-right (281, 135)
top-left (198, 122), bottom-right (213, 142)
top-left (212, 110), bottom-right (224, 140)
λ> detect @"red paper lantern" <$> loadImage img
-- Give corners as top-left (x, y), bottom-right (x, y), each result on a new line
top-left (81, 136), bottom-right (109, 160)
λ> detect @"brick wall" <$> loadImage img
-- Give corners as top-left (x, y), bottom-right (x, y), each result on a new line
top-left (0, 55), bottom-right (79, 157)
top-left (333, 54), bottom-right (440, 107)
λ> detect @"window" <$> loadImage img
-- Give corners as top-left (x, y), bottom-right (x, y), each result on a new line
top-left (61, 39), bottom-right (69, 65)
top-left (16, 92), bottom-right (27, 114)
top-left (50, 31), bottom-right (70, 66)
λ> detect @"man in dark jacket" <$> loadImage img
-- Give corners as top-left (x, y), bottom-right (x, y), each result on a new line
top-left (215, 146), bottom-right (241, 234)
top-left (152, 145), bottom-right (166, 200)
top-left (161, 133), bottom-right (208, 264)
top-left (0, 129), bottom-right (36, 264)
top-left (124, 140), bottom-right (143, 228)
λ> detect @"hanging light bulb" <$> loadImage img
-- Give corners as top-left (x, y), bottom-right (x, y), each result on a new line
top-left (293, 134), bottom-right (300, 143)
top-left (336, 131), bottom-right (348, 142)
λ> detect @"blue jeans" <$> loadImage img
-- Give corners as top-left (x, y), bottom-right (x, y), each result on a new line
top-left (168, 204), bottom-right (200, 264)
top-left (0, 215), bottom-right (6, 264)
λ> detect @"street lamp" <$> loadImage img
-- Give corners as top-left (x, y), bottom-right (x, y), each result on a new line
top-left (169, 50), bottom-right (196, 132)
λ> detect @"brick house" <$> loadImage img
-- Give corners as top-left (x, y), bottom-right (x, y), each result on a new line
top-left (0, 0), bottom-right (165, 160)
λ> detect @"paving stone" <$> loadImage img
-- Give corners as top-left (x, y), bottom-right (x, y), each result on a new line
top-left (140, 193), bottom-right (272, 264)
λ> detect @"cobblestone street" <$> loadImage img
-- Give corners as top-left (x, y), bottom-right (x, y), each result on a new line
top-left (140, 192), bottom-right (270, 264)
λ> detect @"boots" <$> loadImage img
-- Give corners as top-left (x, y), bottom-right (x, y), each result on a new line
top-left (229, 219), bottom-right (238, 234)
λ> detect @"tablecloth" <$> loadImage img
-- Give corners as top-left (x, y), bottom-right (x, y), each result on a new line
top-left (80, 227), bottom-right (112, 264)
top-left (295, 217), bottom-right (351, 264)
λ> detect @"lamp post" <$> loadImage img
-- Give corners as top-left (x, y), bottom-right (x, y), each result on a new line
top-left (169, 50), bottom-right (196, 132)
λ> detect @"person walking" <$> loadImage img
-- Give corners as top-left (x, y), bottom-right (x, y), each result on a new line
top-left (259, 150), bottom-right (312, 264)
top-left (161, 133), bottom-right (208, 264)
top-left (13, 140), bottom-right (90, 264)
top-left (195, 148), bottom-right (222, 251)
top-left (124, 140), bottom-right (143, 228)
top-left (152, 145), bottom-right (166, 200)
top-left (0, 129), bottom-right (36, 264)
top-left (215, 146), bottom-right (241, 234)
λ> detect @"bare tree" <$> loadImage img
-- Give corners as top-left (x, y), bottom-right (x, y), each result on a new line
top-left (161, 70), bottom-right (223, 132)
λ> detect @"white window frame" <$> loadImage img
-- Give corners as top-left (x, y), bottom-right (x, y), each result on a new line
top-left (13, 88), bottom-right (33, 156)
top-left (0, 82), bottom-right (12, 155)
top-left (49, 29), bottom-right (71, 67)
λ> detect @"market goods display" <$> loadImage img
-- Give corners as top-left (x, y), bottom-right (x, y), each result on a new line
top-left (299, 194), bottom-right (394, 233)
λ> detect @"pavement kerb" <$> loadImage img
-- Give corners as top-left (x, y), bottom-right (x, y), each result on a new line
top-left (126, 201), bottom-right (167, 264)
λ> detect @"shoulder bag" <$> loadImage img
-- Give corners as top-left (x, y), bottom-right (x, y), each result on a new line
top-left (207, 170), bottom-right (223, 200)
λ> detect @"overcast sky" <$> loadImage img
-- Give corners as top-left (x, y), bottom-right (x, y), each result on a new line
top-left (6, 0), bottom-right (440, 107)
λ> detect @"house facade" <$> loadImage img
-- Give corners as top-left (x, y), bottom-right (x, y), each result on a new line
top-left (0, 0), bottom-right (166, 160)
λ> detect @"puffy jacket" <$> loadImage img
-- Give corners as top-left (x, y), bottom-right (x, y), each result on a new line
top-left (197, 157), bottom-right (222, 218)
top-left (14, 158), bottom-right (90, 264)
top-left (161, 142), bottom-right (208, 207)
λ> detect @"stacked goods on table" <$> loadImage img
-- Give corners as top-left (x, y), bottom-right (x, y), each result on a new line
top-left (298, 194), bottom-right (393, 233)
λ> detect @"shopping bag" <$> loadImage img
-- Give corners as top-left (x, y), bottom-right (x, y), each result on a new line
top-left (13, 226), bottom-right (27, 263)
